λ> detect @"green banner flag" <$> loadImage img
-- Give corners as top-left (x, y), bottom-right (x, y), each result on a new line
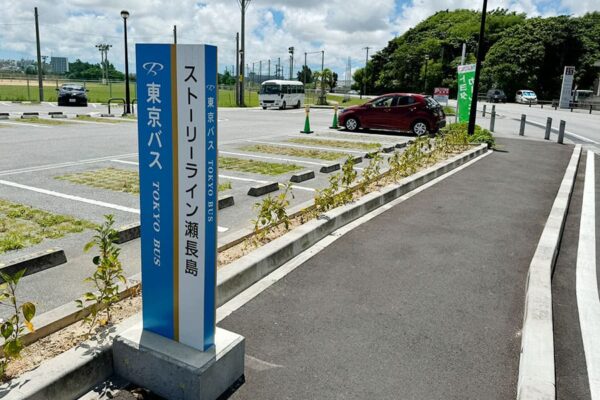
top-left (457, 64), bottom-right (476, 123)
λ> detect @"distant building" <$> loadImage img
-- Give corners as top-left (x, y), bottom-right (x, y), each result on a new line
top-left (50, 57), bottom-right (68, 74)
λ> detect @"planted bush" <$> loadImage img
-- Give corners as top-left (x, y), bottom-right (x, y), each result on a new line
top-left (0, 269), bottom-right (36, 380)
top-left (252, 183), bottom-right (295, 241)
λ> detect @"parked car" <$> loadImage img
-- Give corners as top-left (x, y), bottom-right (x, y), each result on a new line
top-left (486, 89), bottom-right (507, 103)
top-left (515, 89), bottom-right (538, 104)
top-left (338, 93), bottom-right (446, 135)
top-left (56, 84), bottom-right (88, 106)
top-left (348, 90), bottom-right (359, 95)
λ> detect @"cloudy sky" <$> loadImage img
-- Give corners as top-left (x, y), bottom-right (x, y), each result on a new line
top-left (0, 0), bottom-right (597, 79)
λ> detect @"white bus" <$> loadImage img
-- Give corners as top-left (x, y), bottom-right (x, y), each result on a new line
top-left (259, 80), bottom-right (305, 110)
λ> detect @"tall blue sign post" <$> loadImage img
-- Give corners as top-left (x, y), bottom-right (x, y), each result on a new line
top-left (113, 44), bottom-right (244, 400)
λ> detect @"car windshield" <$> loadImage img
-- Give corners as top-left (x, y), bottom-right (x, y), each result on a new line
top-left (523, 91), bottom-right (535, 96)
top-left (425, 97), bottom-right (440, 108)
top-left (62, 85), bottom-right (84, 91)
top-left (260, 84), bottom-right (280, 95)
top-left (494, 90), bottom-right (504, 95)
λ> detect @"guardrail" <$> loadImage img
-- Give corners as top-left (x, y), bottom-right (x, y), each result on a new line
top-left (107, 97), bottom-right (126, 115)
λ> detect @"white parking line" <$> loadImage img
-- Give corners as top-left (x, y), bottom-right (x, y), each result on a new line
top-left (0, 153), bottom-right (139, 177)
top-left (111, 159), bottom-right (139, 166)
top-left (577, 151), bottom-right (600, 399)
top-left (219, 174), bottom-right (267, 184)
top-left (244, 139), bottom-right (364, 154)
top-left (0, 179), bottom-right (229, 232)
top-left (44, 102), bottom-right (57, 108)
top-left (0, 120), bottom-right (51, 128)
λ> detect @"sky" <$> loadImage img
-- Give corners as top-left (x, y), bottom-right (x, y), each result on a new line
top-left (0, 0), bottom-right (597, 80)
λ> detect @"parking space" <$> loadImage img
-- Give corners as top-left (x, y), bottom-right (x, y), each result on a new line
top-left (0, 105), bottom-right (415, 264)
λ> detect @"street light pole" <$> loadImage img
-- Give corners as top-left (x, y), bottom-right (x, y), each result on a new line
top-left (319, 50), bottom-right (325, 105)
top-left (362, 46), bottom-right (370, 99)
top-left (121, 10), bottom-right (131, 114)
top-left (289, 47), bottom-right (294, 80)
top-left (423, 55), bottom-right (429, 93)
top-left (34, 7), bottom-right (44, 102)
top-left (238, 0), bottom-right (252, 107)
top-left (235, 32), bottom-right (239, 106)
top-left (468, 0), bottom-right (487, 136)
top-left (173, 25), bottom-right (177, 44)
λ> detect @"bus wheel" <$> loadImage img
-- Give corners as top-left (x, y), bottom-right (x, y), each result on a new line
top-left (280, 101), bottom-right (286, 110)
top-left (262, 106), bottom-right (267, 110)
top-left (295, 101), bottom-right (301, 109)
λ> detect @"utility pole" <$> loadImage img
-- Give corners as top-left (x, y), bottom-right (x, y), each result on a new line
top-left (235, 32), bottom-right (240, 106)
top-left (461, 42), bottom-right (466, 65)
top-left (95, 44), bottom-right (112, 84)
top-left (289, 47), bottom-right (294, 80)
top-left (319, 50), bottom-right (325, 105)
top-left (303, 52), bottom-right (307, 85)
top-left (268, 59), bottom-right (271, 80)
top-left (259, 60), bottom-right (262, 85)
top-left (362, 46), bottom-right (370, 99)
top-left (423, 55), bottom-right (429, 93)
top-left (238, 0), bottom-right (252, 107)
top-left (468, 0), bottom-right (488, 136)
top-left (34, 7), bottom-right (44, 101)
top-left (277, 57), bottom-right (281, 79)
top-left (173, 25), bottom-right (177, 44)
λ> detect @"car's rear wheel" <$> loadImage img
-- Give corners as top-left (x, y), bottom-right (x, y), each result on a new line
top-left (411, 120), bottom-right (429, 136)
top-left (345, 117), bottom-right (359, 132)
top-left (295, 100), bottom-right (301, 109)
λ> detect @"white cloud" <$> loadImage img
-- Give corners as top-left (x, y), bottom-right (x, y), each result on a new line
top-left (0, 0), bottom-right (596, 78)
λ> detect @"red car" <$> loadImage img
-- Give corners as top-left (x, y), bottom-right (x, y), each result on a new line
top-left (338, 93), bottom-right (446, 135)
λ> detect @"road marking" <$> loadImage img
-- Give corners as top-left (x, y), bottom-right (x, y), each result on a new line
top-left (219, 174), bottom-right (267, 184)
top-left (44, 102), bottom-right (57, 107)
top-left (0, 120), bottom-right (50, 128)
top-left (0, 179), bottom-right (229, 232)
top-left (0, 153), bottom-right (138, 177)
top-left (111, 159), bottom-right (139, 166)
top-left (216, 148), bottom-right (493, 322)
top-left (577, 151), bottom-right (600, 399)
top-left (244, 139), bottom-right (364, 154)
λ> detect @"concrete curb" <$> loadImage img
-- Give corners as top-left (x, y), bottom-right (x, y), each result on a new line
top-left (0, 248), bottom-right (66, 282)
top-left (216, 144), bottom-right (488, 306)
top-left (247, 182), bottom-right (279, 196)
top-left (116, 223), bottom-right (141, 244)
top-left (516, 144), bottom-right (581, 400)
top-left (218, 195), bottom-right (235, 210)
top-left (290, 170), bottom-right (315, 183)
top-left (319, 163), bottom-right (340, 173)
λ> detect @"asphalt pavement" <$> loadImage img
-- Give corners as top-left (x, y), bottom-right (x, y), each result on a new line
top-left (218, 137), bottom-right (573, 399)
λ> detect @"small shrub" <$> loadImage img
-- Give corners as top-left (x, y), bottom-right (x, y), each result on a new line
top-left (314, 173), bottom-right (341, 214)
top-left (441, 122), bottom-right (495, 149)
top-left (76, 215), bottom-right (126, 335)
top-left (252, 183), bottom-right (295, 241)
top-left (0, 269), bottom-right (36, 380)
top-left (359, 152), bottom-right (384, 193)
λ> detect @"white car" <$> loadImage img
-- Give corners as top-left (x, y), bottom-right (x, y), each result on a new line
top-left (516, 90), bottom-right (537, 104)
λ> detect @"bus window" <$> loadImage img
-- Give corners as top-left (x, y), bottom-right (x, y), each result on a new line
top-left (260, 84), bottom-right (280, 95)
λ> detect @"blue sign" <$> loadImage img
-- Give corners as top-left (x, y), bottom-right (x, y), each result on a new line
top-left (136, 44), bottom-right (218, 351)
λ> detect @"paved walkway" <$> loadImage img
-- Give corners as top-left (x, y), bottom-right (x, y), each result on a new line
top-left (219, 138), bottom-right (574, 399)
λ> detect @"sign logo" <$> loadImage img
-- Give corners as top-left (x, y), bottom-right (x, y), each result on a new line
top-left (142, 62), bottom-right (164, 76)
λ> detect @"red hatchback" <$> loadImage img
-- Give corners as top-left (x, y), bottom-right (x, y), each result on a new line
top-left (338, 93), bottom-right (446, 135)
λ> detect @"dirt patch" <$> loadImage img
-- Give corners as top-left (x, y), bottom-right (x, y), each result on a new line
top-left (4, 294), bottom-right (141, 381)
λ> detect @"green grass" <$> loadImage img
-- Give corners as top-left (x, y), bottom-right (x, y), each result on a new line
top-left (76, 115), bottom-right (124, 124)
top-left (56, 167), bottom-right (140, 194)
top-left (0, 199), bottom-right (96, 254)
top-left (326, 94), bottom-right (368, 106)
top-left (0, 82), bottom-right (260, 108)
top-left (218, 181), bottom-right (232, 192)
top-left (219, 156), bottom-right (302, 175)
top-left (240, 144), bottom-right (345, 161)
top-left (14, 117), bottom-right (69, 125)
top-left (287, 137), bottom-right (381, 151)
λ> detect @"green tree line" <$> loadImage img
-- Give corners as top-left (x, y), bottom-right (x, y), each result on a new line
top-left (354, 9), bottom-right (600, 100)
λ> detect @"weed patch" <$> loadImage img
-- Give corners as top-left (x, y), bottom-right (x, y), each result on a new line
top-left (0, 199), bottom-right (96, 254)
top-left (241, 144), bottom-right (344, 161)
top-left (219, 157), bottom-right (302, 175)
top-left (287, 137), bottom-right (381, 151)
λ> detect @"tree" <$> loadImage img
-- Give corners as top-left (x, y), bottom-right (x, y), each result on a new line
top-left (297, 65), bottom-right (313, 83)
top-left (313, 68), bottom-right (336, 91)
top-left (219, 70), bottom-right (235, 85)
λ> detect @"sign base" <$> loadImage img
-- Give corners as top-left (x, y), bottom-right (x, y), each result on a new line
top-left (113, 324), bottom-right (245, 400)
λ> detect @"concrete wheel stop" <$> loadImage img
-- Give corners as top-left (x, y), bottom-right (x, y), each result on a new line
top-left (113, 324), bottom-right (245, 400)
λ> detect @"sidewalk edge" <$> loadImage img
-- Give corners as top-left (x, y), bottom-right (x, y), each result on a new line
top-left (517, 144), bottom-right (582, 400)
